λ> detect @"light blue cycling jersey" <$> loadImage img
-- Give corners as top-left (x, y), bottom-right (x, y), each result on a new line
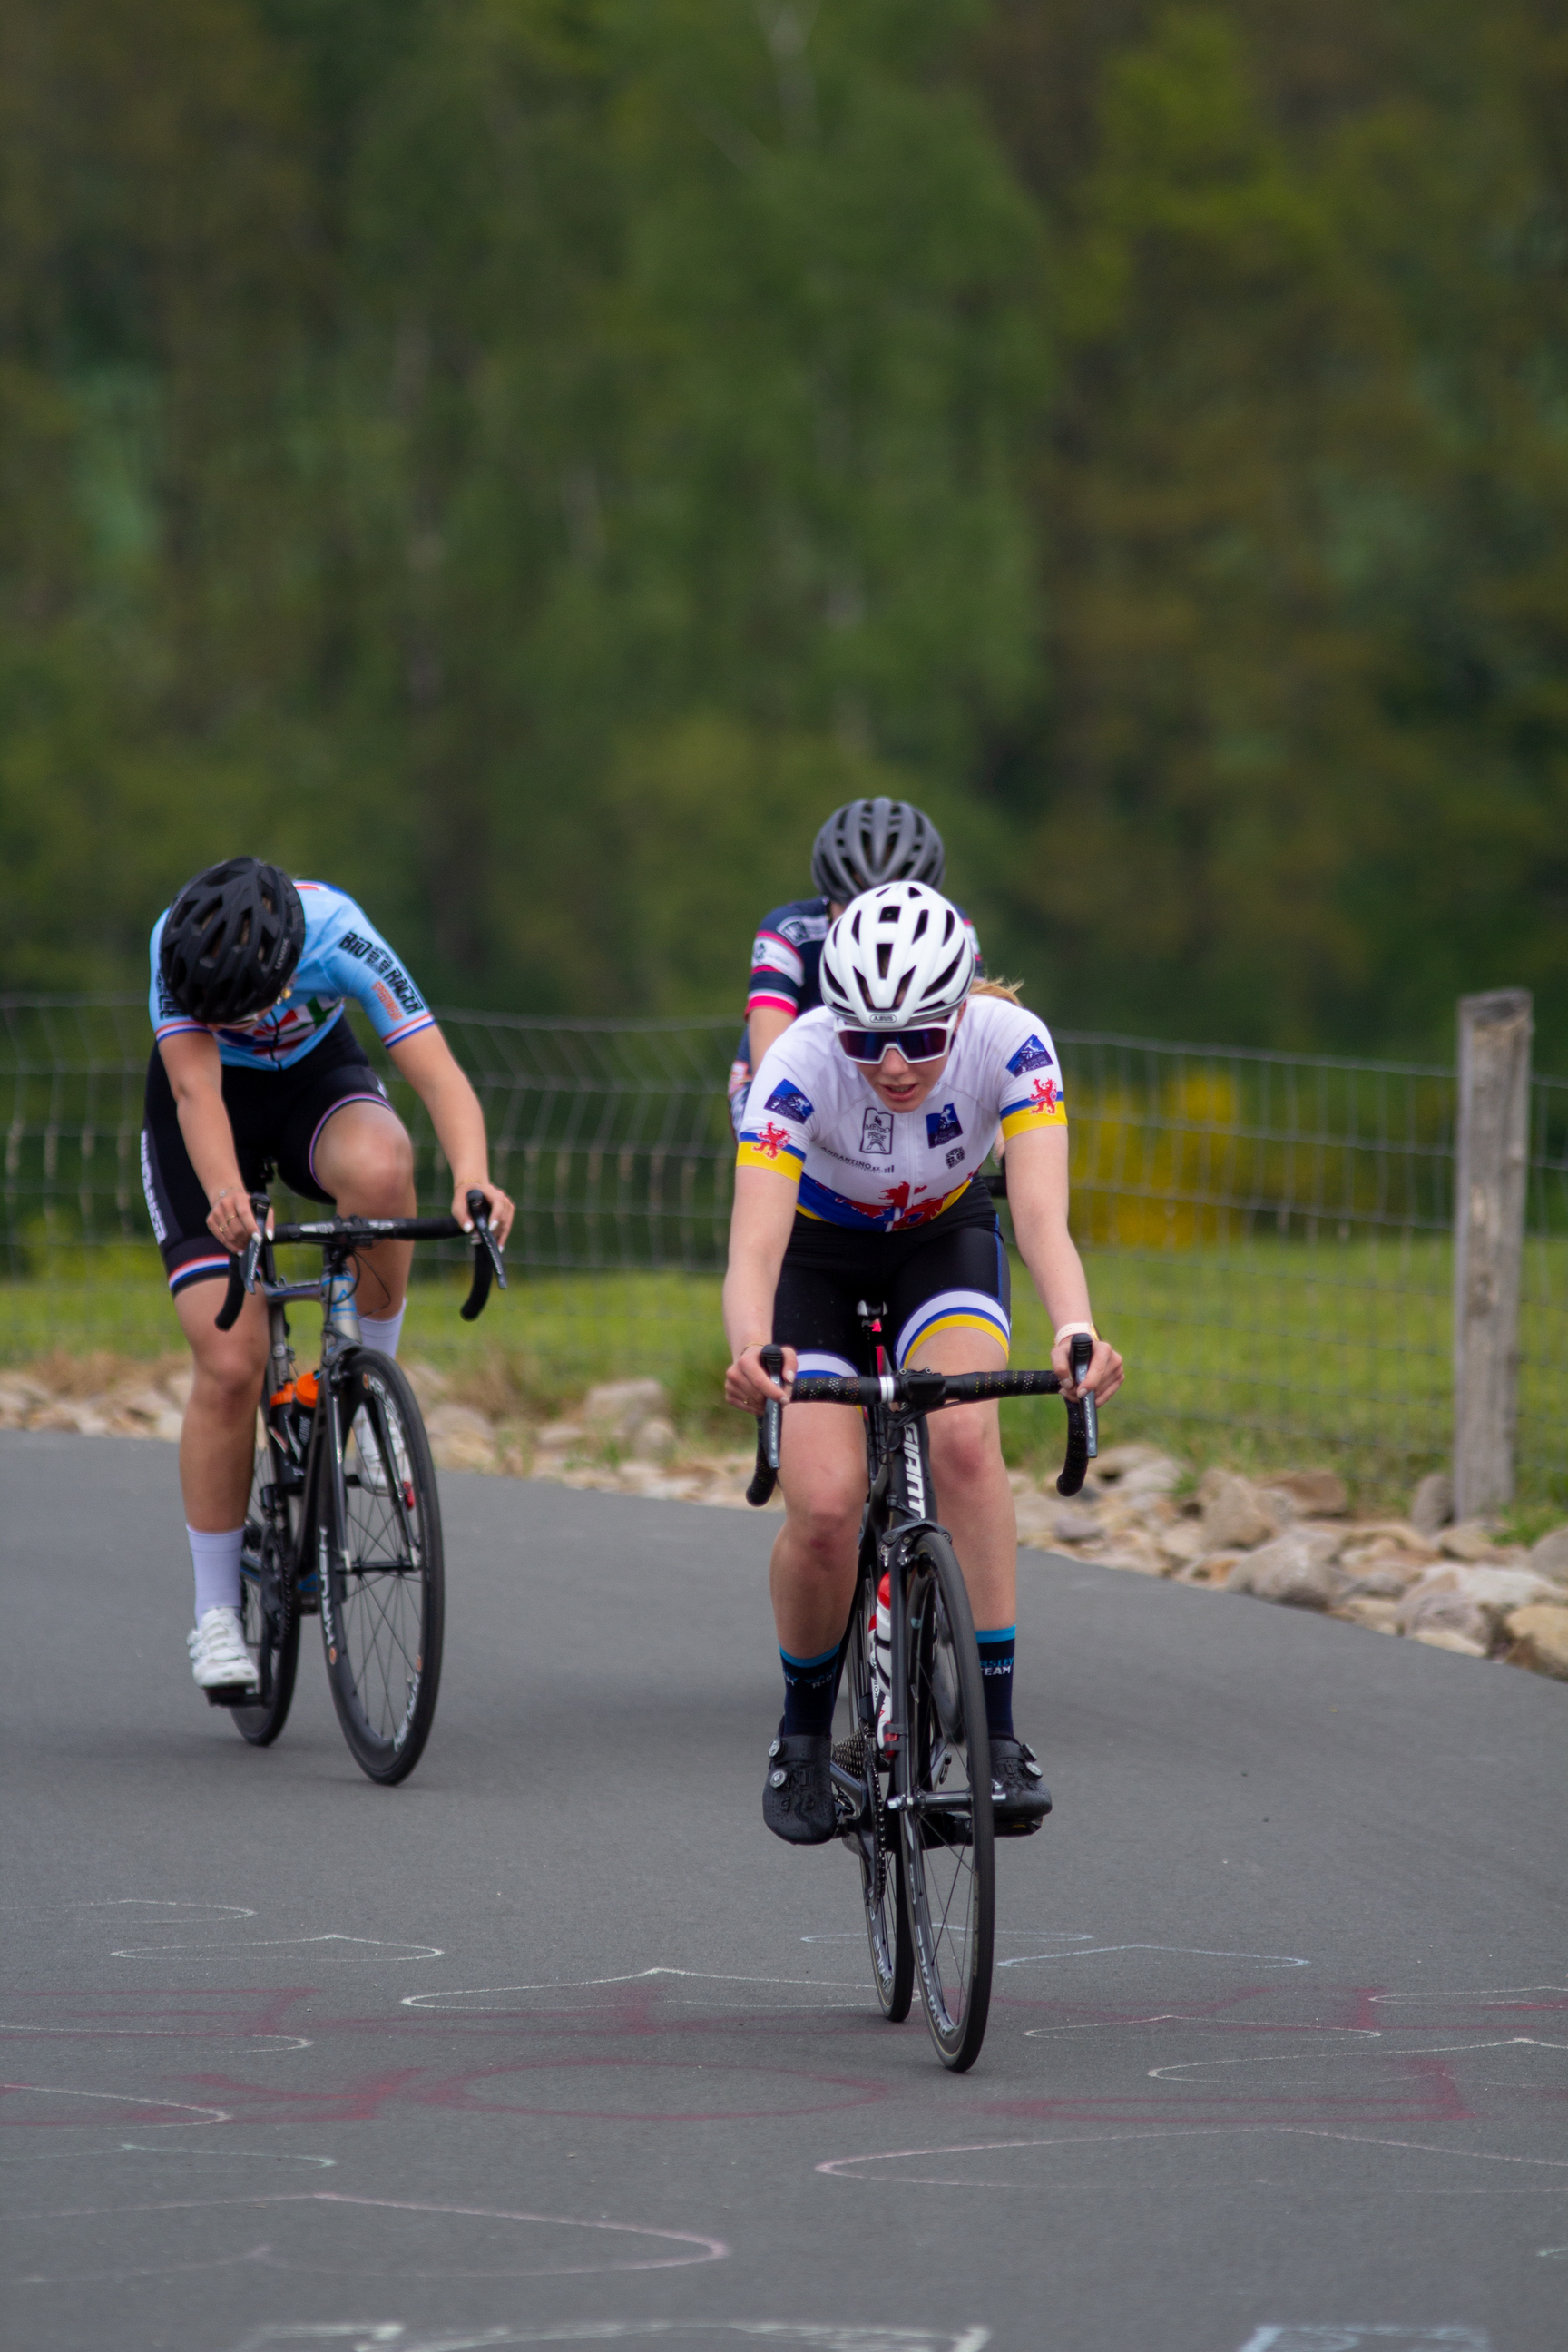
top-left (149, 881), bottom-right (436, 1073)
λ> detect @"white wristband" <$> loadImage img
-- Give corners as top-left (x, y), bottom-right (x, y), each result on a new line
top-left (1054, 1321), bottom-right (1097, 1347)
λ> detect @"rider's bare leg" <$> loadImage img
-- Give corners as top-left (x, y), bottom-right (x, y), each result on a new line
top-left (173, 1101), bottom-right (416, 1534)
top-left (175, 1280), bottom-right (270, 1533)
top-left (907, 1328), bottom-right (1014, 1630)
top-left (310, 1100), bottom-right (417, 1318)
top-left (769, 1403), bottom-right (867, 1660)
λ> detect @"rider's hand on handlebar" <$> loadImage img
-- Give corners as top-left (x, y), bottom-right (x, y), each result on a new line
top-left (1052, 1330), bottom-right (1124, 1405)
top-left (207, 1185), bottom-right (272, 1253)
top-left (725, 1342), bottom-right (797, 1413)
top-left (453, 1178), bottom-right (514, 1249)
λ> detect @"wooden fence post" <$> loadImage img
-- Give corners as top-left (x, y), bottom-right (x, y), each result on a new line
top-left (1453, 988), bottom-right (1533, 1519)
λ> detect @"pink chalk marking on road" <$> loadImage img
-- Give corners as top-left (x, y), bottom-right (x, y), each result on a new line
top-left (175, 2050), bottom-right (892, 2126)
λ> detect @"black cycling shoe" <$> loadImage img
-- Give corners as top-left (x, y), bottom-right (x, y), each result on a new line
top-left (763, 1730), bottom-right (838, 1846)
top-left (990, 1736), bottom-right (1053, 1837)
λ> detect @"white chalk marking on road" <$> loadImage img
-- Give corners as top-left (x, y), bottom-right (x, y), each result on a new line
top-left (403, 1968), bottom-right (867, 2010)
top-left (817, 2123), bottom-right (1568, 2187)
top-left (996, 1941), bottom-right (1308, 1970)
top-left (61, 1900), bottom-right (258, 1919)
top-left (8, 2193), bottom-right (729, 2277)
top-left (0, 2142), bottom-right (336, 2168)
top-left (221, 2327), bottom-right (989, 2352)
top-left (1148, 2035), bottom-right (1568, 2078)
top-left (0, 2023), bottom-right (313, 2051)
top-left (1233, 2330), bottom-right (1490, 2352)
top-left (1368, 1984), bottom-right (1568, 2008)
top-left (1022, 2020), bottom-right (1377, 2041)
top-left (112, 1934), bottom-right (443, 1962)
top-left (1, 2082), bottom-right (232, 2127)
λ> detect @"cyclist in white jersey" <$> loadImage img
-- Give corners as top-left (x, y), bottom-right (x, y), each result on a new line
top-left (141, 858), bottom-right (514, 1695)
top-left (723, 881), bottom-right (1122, 1844)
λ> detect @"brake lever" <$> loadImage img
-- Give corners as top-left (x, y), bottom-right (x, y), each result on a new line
top-left (1069, 1331), bottom-right (1099, 1460)
top-left (467, 1188), bottom-right (507, 1288)
top-left (458, 1188), bottom-right (507, 1322)
top-left (214, 1193), bottom-right (271, 1332)
top-left (759, 1343), bottom-right (785, 1472)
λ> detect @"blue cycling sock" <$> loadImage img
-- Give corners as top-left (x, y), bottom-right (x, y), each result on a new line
top-left (779, 1640), bottom-right (842, 1736)
top-left (975, 1624), bottom-right (1016, 1740)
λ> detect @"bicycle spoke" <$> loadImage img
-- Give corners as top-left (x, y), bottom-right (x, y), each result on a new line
top-left (323, 1359), bottom-right (443, 1777)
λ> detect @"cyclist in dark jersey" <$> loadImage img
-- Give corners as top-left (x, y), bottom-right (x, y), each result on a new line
top-left (727, 799), bottom-right (977, 1135)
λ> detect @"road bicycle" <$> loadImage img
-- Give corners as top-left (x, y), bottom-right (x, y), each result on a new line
top-left (747, 1318), bottom-right (1095, 2071)
top-left (203, 1187), bottom-right (505, 1785)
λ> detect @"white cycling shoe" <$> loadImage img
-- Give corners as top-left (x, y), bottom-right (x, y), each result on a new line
top-left (188, 1605), bottom-right (259, 1690)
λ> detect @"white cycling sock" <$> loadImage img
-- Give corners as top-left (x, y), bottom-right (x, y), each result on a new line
top-left (189, 1524), bottom-right (244, 1622)
top-left (358, 1306), bottom-right (406, 1358)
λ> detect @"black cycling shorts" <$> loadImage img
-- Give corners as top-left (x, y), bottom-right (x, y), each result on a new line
top-left (772, 1184), bottom-right (1012, 1377)
top-left (140, 1019), bottom-right (397, 1296)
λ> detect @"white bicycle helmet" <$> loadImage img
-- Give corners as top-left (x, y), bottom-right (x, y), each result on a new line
top-left (820, 882), bottom-right (976, 1029)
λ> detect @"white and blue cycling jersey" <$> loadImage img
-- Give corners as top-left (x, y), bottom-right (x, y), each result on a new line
top-left (149, 881), bottom-right (436, 1073)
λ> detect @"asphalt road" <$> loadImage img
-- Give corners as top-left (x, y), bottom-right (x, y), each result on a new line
top-left (3, 1429), bottom-right (1565, 2352)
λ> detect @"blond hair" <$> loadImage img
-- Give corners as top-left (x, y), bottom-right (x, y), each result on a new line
top-left (971, 976), bottom-right (1024, 1006)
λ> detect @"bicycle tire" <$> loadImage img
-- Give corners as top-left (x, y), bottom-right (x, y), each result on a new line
top-left (320, 1349), bottom-right (445, 1785)
top-left (232, 1412), bottom-right (301, 1747)
top-left (839, 1585), bottom-right (913, 2023)
top-left (897, 1529), bottom-right (995, 2071)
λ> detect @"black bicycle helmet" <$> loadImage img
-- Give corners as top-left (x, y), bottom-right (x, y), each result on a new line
top-left (810, 797), bottom-right (945, 903)
top-left (159, 858), bottom-right (305, 1024)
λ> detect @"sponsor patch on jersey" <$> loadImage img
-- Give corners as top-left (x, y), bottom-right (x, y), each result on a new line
top-left (926, 1102), bottom-right (963, 1147)
top-left (861, 1107), bottom-right (894, 1156)
top-left (339, 929), bottom-right (423, 1014)
top-left (779, 912), bottom-right (828, 946)
top-left (946, 1144), bottom-right (965, 1169)
top-left (765, 1082), bottom-right (814, 1123)
top-left (1006, 1034), bottom-right (1054, 1076)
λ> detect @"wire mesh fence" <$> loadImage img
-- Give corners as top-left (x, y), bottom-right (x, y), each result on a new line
top-left (3, 995), bottom-right (1564, 1506)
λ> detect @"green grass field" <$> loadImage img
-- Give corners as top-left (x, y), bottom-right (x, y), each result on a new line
top-left (6, 1230), bottom-right (1564, 1518)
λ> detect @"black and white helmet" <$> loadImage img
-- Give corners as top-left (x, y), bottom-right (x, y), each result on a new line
top-left (159, 858), bottom-right (305, 1025)
top-left (820, 883), bottom-right (976, 1029)
top-left (811, 796), bottom-right (945, 903)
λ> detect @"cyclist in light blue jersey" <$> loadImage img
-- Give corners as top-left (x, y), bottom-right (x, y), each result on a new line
top-left (141, 858), bottom-right (514, 1696)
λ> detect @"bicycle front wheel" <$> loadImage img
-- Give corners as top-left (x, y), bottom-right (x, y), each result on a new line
top-left (897, 1530), bottom-right (995, 2071)
top-left (232, 1412), bottom-right (301, 1748)
top-left (320, 1349), bottom-right (445, 1785)
top-left (839, 1583), bottom-right (913, 2022)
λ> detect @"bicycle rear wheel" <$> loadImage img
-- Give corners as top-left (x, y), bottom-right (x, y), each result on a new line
top-left (838, 1581), bottom-right (913, 2022)
top-left (232, 1411), bottom-right (301, 1747)
top-left (320, 1349), bottom-right (444, 1785)
top-left (897, 1529), bottom-right (995, 2071)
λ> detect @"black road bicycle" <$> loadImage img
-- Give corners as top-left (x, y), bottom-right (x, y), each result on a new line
top-left (747, 1317), bottom-right (1095, 2071)
top-left (203, 1188), bottom-right (505, 1785)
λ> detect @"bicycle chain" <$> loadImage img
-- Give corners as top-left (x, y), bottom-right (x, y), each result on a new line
top-left (833, 1728), bottom-right (888, 1906)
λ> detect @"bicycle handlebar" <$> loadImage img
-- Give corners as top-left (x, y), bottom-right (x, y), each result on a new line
top-left (214, 1188), bottom-right (506, 1333)
top-left (744, 1334), bottom-right (1098, 1508)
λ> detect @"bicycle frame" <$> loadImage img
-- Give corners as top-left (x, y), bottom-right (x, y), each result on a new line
top-left (220, 1189), bottom-right (504, 1698)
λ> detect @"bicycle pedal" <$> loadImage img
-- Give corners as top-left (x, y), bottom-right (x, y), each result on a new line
top-left (203, 1682), bottom-right (260, 1709)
